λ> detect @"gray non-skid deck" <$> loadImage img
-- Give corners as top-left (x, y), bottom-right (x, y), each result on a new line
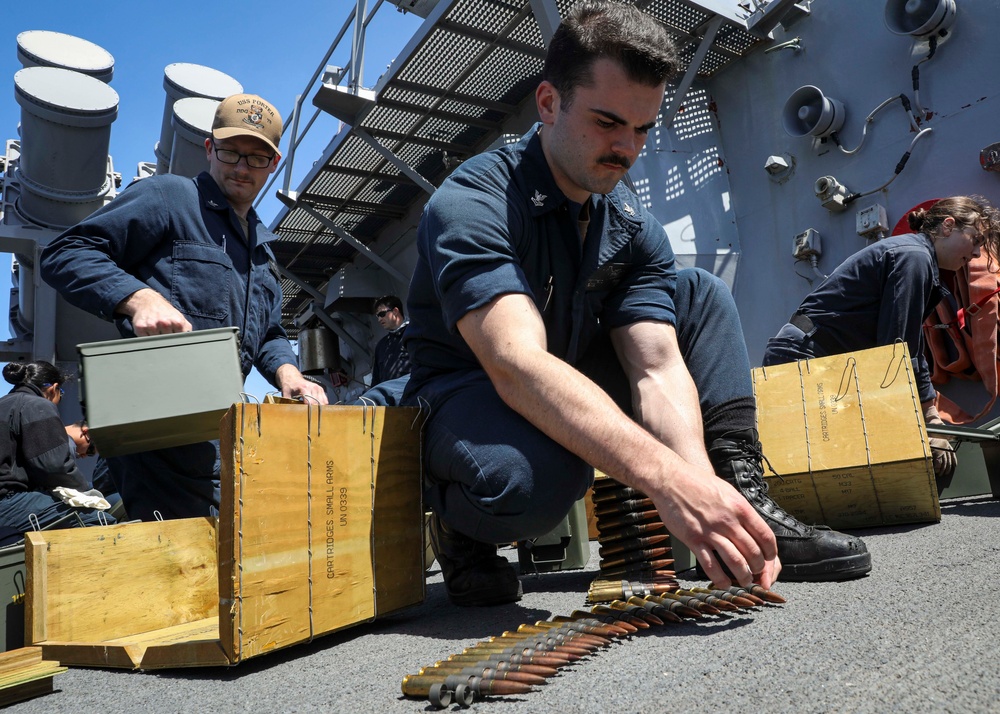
top-left (7, 495), bottom-right (999, 714)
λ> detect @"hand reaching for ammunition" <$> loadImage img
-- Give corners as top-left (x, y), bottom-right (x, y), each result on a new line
top-left (647, 466), bottom-right (781, 590)
top-left (277, 364), bottom-right (329, 405)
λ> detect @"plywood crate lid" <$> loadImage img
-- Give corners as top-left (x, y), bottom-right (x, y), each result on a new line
top-left (25, 518), bottom-right (224, 669)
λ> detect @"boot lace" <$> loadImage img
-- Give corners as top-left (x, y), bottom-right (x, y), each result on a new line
top-left (736, 436), bottom-right (784, 486)
top-left (734, 437), bottom-right (803, 529)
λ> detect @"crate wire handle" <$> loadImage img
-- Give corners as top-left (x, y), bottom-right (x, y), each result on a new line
top-left (356, 396), bottom-right (376, 434)
top-left (352, 396), bottom-right (380, 621)
top-left (368, 399), bottom-right (379, 622)
top-left (300, 394), bottom-right (322, 436)
top-left (304, 400), bottom-right (317, 642)
top-left (884, 341), bottom-right (937, 470)
top-left (880, 339), bottom-right (907, 389)
top-left (795, 358), bottom-right (826, 513)
top-left (796, 359), bottom-right (812, 475)
top-left (239, 393), bottom-right (262, 436)
top-left (850, 354), bottom-right (885, 516)
top-left (413, 395), bottom-right (432, 431)
top-left (833, 356), bottom-right (857, 403)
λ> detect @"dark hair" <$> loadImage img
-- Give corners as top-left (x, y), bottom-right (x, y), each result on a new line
top-left (908, 194), bottom-right (1000, 269)
top-left (543, 1), bottom-right (681, 108)
top-left (2, 360), bottom-right (68, 390)
top-left (374, 295), bottom-right (404, 315)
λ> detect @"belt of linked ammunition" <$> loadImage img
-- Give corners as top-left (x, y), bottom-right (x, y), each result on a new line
top-left (402, 473), bottom-right (786, 709)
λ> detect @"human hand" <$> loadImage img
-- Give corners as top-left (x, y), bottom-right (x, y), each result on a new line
top-left (276, 364), bottom-right (329, 405)
top-left (929, 437), bottom-right (957, 482)
top-left (647, 464), bottom-right (781, 589)
top-left (116, 288), bottom-right (192, 336)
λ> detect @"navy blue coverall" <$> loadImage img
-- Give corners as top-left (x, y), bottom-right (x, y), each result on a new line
top-left (763, 232), bottom-right (944, 405)
top-left (0, 384), bottom-right (112, 536)
top-left (39, 172), bottom-right (297, 521)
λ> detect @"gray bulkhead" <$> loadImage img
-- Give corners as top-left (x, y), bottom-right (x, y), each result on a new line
top-left (350, 0), bottom-right (999, 417)
top-left (702, 0), bottom-right (999, 377)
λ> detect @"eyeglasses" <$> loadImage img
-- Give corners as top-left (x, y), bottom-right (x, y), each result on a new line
top-left (42, 383), bottom-right (64, 397)
top-left (82, 429), bottom-right (96, 457)
top-left (211, 143), bottom-right (274, 169)
top-left (376, 309), bottom-right (391, 318)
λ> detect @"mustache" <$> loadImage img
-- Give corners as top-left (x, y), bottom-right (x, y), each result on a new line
top-left (597, 153), bottom-right (631, 170)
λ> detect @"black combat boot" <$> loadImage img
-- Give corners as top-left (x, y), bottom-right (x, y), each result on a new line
top-left (707, 429), bottom-right (872, 581)
top-left (428, 513), bottom-right (523, 606)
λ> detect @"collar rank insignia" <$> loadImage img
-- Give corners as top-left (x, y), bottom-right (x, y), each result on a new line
top-left (531, 190), bottom-right (546, 207)
top-left (623, 202), bottom-right (635, 216)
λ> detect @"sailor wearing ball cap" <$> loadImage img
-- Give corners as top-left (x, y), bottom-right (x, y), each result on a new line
top-left (39, 92), bottom-right (328, 522)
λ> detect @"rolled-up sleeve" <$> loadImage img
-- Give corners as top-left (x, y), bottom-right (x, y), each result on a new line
top-left (601, 214), bottom-right (677, 329)
top-left (422, 171), bottom-right (533, 333)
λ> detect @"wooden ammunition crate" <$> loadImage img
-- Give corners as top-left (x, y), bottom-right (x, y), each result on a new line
top-left (25, 403), bottom-right (425, 669)
top-left (753, 344), bottom-right (940, 529)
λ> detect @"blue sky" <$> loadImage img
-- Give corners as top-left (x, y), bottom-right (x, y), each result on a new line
top-left (1, 1), bottom-right (423, 397)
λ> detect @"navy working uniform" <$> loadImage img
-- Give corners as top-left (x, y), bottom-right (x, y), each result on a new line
top-left (372, 321), bottom-right (411, 386)
top-left (39, 172), bottom-right (297, 521)
top-left (0, 385), bottom-right (112, 537)
top-left (401, 125), bottom-right (758, 545)
top-left (763, 232), bottom-right (944, 405)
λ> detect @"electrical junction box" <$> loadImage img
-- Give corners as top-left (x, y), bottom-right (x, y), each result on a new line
top-left (793, 228), bottom-right (821, 259)
top-left (857, 204), bottom-right (889, 239)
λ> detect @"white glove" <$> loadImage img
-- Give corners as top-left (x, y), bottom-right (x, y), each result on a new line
top-left (51, 487), bottom-right (111, 511)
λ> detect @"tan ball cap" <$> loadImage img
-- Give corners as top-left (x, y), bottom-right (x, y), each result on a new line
top-left (212, 93), bottom-right (282, 155)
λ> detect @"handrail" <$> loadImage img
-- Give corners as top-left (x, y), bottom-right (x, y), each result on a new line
top-left (255, 0), bottom-right (388, 211)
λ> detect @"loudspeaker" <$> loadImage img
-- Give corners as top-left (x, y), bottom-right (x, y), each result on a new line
top-left (884, 0), bottom-right (957, 37)
top-left (781, 85), bottom-right (846, 138)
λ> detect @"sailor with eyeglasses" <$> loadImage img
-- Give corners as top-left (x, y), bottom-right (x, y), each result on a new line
top-left (38, 93), bottom-right (327, 521)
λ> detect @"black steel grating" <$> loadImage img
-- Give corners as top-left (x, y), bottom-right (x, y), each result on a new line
top-left (271, 0), bottom-right (764, 326)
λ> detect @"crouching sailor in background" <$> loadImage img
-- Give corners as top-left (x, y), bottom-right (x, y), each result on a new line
top-left (764, 195), bottom-right (1000, 494)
